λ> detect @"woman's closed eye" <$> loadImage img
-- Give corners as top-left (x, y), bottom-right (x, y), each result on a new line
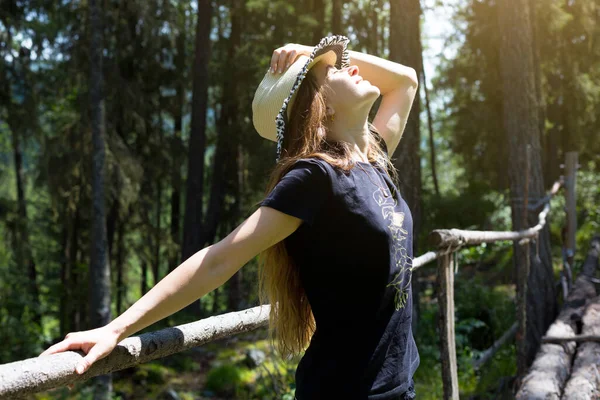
top-left (327, 65), bottom-right (339, 75)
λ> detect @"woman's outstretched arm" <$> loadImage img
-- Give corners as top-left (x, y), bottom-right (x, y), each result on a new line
top-left (40, 206), bottom-right (303, 374)
top-left (109, 206), bottom-right (302, 341)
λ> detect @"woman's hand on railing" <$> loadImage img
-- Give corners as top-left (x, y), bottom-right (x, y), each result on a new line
top-left (38, 326), bottom-right (121, 376)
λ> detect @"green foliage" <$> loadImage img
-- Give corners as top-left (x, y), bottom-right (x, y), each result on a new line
top-left (414, 274), bottom-right (516, 399)
top-left (133, 363), bottom-right (170, 385)
top-left (199, 335), bottom-right (298, 400)
top-left (424, 180), bottom-right (497, 230)
top-left (546, 160), bottom-right (600, 277)
top-left (575, 161), bottom-right (600, 253)
top-left (0, 232), bottom-right (45, 362)
top-left (474, 345), bottom-right (517, 399)
top-left (456, 276), bottom-right (515, 348)
top-left (205, 363), bottom-right (245, 397)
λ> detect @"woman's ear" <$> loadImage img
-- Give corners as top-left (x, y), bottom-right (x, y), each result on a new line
top-left (326, 105), bottom-right (335, 118)
top-left (317, 124), bottom-right (327, 139)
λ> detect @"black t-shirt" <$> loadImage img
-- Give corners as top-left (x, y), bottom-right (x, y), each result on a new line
top-left (259, 144), bottom-right (420, 400)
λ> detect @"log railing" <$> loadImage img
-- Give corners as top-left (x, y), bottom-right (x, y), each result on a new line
top-left (515, 236), bottom-right (600, 399)
top-left (0, 153), bottom-right (577, 399)
top-left (427, 179), bottom-right (563, 400)
top-left (0, 306), bottom-right (271, 398)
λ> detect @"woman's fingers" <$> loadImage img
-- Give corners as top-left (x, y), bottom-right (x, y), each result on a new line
top-left (270, 45), bottom-right (301, 74)
top-left (269, 49), bottom-right (280, 73)
top-left (39, 331), bottom-right (83, 357)
top-left (40, 339), bottom-right (108, 374)
top-left (283, 49), bottom-right (297, 71)
top-left (270, 49), bottom-right (286, 73)
top-left (37, 327), bottom-right (119, 389)
top-left (39, 338), bottom-right (75, 357)
top-left (75, 344), bottom-right (106, 374)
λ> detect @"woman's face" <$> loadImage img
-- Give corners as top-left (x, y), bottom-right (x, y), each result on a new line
top-left (314, 61), bottom-right (380, 112)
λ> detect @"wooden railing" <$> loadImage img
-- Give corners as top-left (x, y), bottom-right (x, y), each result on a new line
top-left (0, 306), bottom-right (271, 398)
top-left (0, 153), bottom-right (578, 399)
top-left (425, 179), bottom-right (563, 399)
top-left (515, 236), bottom-right (600, 399)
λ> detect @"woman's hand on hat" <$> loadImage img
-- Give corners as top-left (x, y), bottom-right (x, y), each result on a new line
top-left (270, 43), bottom-right (312, 74)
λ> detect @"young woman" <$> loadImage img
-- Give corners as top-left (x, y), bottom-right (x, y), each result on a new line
top-left (40, 35), bottom-right (420, 400)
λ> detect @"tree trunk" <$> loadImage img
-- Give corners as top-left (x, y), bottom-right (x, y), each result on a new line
top-left (389, 0), bottom-right (423, 249)
top-left (389, 0), bottom-right (424, 336)
top-left (545, 123), bottom-right (560, 183)
top-left (141, 261), bottom-right (148, 296)
top-left (169, 15), bottom-right (186, 273)
top-left (227, 144), bottom-right (246, 312)
top-left (421, 61), bottom-right (440, 198)
top-left (116, 220), bottom-right (125, 315)
top-left (369, 0), bottom-right (380, 54)
top-left (331, 0), bottom-right (342, 34)
top-left (60, 209), bottom-right (74, 338)
top-left (70, 209), bottom-right (82, 333)
top-left (153, 177), bottom-right (162, 285)
top-left (60, 218), bottom-right (68, 338)
top-left (528, 0), bottom-right (548, 186)
top-left (139, 163), bottom-right (154, 298)
top-left (153, 113), bottom-right (165, 284)
top-left (497, 0), bottom-right (557, 371)
top-left (199, 1), bottom-right (242, 249)
top-left (311, 0), bottom-right (325, 44)
top-left (182, 0), bottom-right (212, 316)
top-left (10, 126), bottom-right (41, 329)
top-left (201, 131), bottom-right (228, 248)
top-left (182, 0), bottom-right (212, 260)
top-left (559, 0), bottom-right (578, 155)
top-left (106, 198), bottom-right (118, 261)
top-left (89, 0), bottom-right (112, 397)
top-left (169, 134), bottom-right (182, 273)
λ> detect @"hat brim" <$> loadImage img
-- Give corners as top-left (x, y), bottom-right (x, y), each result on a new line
top-left (273, 35), bottom-right (350, 161)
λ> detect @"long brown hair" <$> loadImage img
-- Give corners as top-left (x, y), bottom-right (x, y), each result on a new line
top-left (257, 67), bottom-right (399, 360)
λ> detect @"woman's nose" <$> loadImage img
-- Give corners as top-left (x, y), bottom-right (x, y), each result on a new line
top-left (347, 65), bottom-right (359, 76)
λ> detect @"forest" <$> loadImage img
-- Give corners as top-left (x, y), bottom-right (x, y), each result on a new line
top-left (0, 0), bottom-right (599, 399)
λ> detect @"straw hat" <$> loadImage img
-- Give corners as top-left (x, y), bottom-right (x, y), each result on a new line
top-left (252, 35), bottom-right (350, 162)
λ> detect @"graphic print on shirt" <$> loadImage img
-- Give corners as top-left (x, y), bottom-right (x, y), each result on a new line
top-left (372, 186), bottom-right (414, 311)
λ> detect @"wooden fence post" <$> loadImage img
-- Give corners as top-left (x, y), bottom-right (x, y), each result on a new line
top-left (565, 152), bottom-right (578, 265)
top-left (437, 251), bottom-right (459, 399)
top-left (516, 239), bottom-right (530, 384)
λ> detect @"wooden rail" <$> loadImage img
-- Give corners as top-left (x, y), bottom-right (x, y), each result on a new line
top-left (430, 180), bottom-right (561, 249)
top-left (0, 306), bottom-right (270, 398)
top-left (429, 178), bottom-right (563, 400)
top-left (515, 236), bottom-right (600, 399)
